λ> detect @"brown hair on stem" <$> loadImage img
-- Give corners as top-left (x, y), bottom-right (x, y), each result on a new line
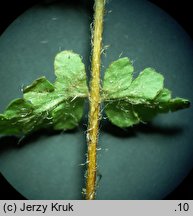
top-left (86, 0), bottom-right (105, 200)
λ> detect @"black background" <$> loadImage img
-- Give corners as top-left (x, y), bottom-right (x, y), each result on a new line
top-left (0, 0), bottom-right (193, 200)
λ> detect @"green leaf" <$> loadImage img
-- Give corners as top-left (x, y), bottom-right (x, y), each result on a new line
top-left (127, 68), bottom-right (164, 102)
top-left (167, 97), bottom-right (190, 112)
top-left (131, 88), bottom-right (172, 122)
top-left (54, 50), bottom-right (88, 98)
top-left (0, 99), bottom-right (48, 135)
top-left (105, 100), bottom-right (139, 128)
top-left (102, 57), bottom-right (134, 99)
top-left (0, 51), bottom-right (88, 135)
top-left (24, 77), bottom-right (64, 113)
top-left (0, 52), bottom-right (190, 134)
top-left (51, 98), bottom-right (85, 130)
top-left (24, 76), bottom-right (54, 93)
top-left (0, 114), bottom-right (20, 135)
top-left (155, 88), bottom-right (171, 103)
top-left (103, 58), bottom-right (190, 128)
top-left (3, 98), bottom-right (34, 119)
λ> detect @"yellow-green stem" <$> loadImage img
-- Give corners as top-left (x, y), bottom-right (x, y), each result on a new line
top-left (86, 0), bottom-right (105, 200)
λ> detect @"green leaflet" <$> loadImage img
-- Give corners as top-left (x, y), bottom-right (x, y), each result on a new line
top-left (127, 68), bottom-right (164, 102)
top-left (0, 51), bottom-right (88, 135)
top-left (0, 99), bottom-right (48, 135)
top-left (105, 100), bottom-right (140, 128)
top-left (0, 52), bottom-right (190, 135)
top-left (102, 57), bottom-right (134, 99)
top-left (51, 98), bottom-right (85, 130)
top-left (23, 77), bottom-right (65, 113)
top-left (54, 50), bottom-right (88, 98)
top-left (103, 58), bottom-right (190, 128)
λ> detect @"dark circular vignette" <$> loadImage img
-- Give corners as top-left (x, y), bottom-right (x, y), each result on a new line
top-left (0, 0), bottom-right (192, 200)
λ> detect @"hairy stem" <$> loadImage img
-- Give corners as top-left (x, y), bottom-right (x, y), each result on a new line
top-left (86, 0), bottom-right (105, 200)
